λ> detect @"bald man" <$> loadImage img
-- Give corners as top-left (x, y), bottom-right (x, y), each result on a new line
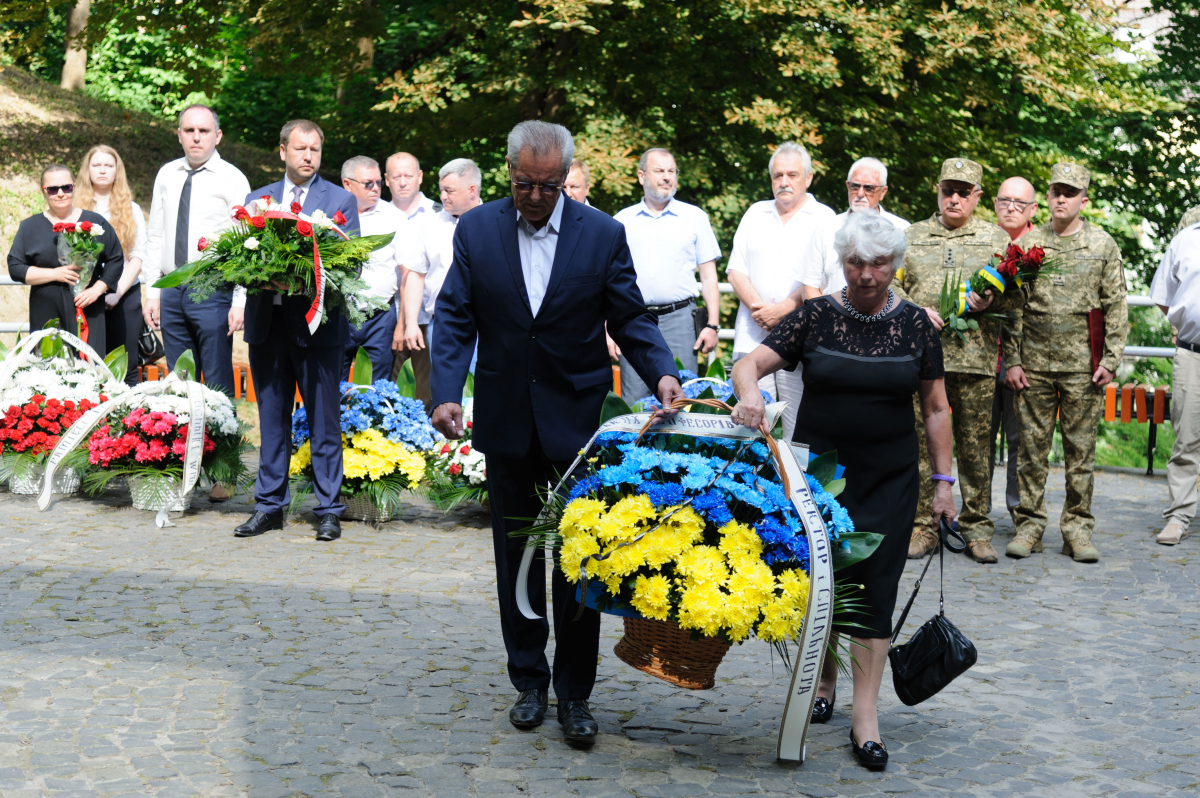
top-left (990, 176), bottom-right (1038, 529)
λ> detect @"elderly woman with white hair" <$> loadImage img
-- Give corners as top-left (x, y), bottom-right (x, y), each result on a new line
top-left (731, 211), bottom-right (956, 769)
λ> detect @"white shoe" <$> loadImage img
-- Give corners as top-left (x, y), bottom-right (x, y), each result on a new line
top-left (1156, 521), bottom-right (1190, 546)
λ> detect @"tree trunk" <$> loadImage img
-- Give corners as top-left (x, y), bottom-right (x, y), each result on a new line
top-left (60, 0), bottom-right (91, 91)
top-left (336, 0), bottom-right (376, 105)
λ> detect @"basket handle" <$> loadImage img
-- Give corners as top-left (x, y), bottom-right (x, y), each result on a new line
top-left (635, 397), bottom-right (791, 497)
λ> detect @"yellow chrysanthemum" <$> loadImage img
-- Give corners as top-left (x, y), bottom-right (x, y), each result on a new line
top-left (677, 582), bottom-right (726, 637)
top-left (630, 574), bottom-right (672, 621)
top-left (756, 595), bottom-right (806, 642)
top-left (718, 520), bottom-right (763, 558)
top-left (595, 494), bottom-right (656, 544)
top-left (559, 498), bottom-right (607, 540)
top-left (664, 505), bottom-right (706, 540)
top-left (675, 545), bottom-right (728, 588)
top-left (722, 558), bottom-right (775, 642)
top-left (560, 535), bottom-right (602, 583)
top-left (289, 441), bottom-right (312, 476)
top-left (777, 568), bottom-right (810, 603)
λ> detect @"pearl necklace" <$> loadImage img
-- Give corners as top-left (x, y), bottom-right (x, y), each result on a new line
top-left (841, 287), bottom-right (894, 323)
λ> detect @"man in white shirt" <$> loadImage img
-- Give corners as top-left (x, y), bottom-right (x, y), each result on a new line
top-left (401, 158), bottom-right (483, 408)
top-left (727, 143), bottom-right (835, 438)
top-left (341, 155), bottom-right (402, 382)
top-left (143, 104), bottom-right (250, 396)
top-left (565, 158), bottom-right (591, 205)
top-left (613, 148), bottom-right (721, 403)
top-left (1152, 224), bottom-right (1200, 546)
top-left (800, 157), bottom-right (910, 299)
top-left (384, 152), bottom-right (440, 380)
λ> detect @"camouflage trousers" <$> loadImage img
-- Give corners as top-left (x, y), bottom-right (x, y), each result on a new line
top-left (913, 372), bottom-right (997, 543)
top-left (1013, 371), bottom-right (1104, 545)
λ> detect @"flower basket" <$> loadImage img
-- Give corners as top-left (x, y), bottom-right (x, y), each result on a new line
top-left (11, 464), bottom-right (80, 496)
top-left (129, 474), bottom-right (192, 512)
top-left (343, 493), bottom-right (395, 524)
top-left (613, 616), bottom-right (731, 690)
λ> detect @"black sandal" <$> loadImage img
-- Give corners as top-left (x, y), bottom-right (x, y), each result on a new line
top-left (811, 690), bottom-right (835, 723)
top-left (850, 728), bottom-right (888, 770)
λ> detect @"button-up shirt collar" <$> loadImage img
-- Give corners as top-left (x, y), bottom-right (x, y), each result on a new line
top-left (282, 174), bottom-right (317, 208)
top-left (1152, 224), bottom-right (1200, 345)
top-left (395, 191), bottom-right (437, 221)
top-left (516, 193), bottom-right (565, 317)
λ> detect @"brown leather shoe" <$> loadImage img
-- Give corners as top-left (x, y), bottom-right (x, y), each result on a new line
top-left (908, 526), bottom-right (938, 559)
top-left (966, 540), bottom-right (998, 563)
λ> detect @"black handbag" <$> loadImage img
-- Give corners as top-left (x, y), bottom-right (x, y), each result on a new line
top-left (137, 321), bottom-right (166, 366)
top-left (888, 518), bottom-right (978, 706)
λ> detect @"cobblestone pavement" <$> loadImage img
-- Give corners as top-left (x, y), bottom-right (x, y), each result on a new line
top-left (0, 467), bottom-right (1197, 798)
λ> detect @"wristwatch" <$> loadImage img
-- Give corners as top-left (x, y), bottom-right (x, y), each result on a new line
top-left (704, 323), bottom-right (719, 332)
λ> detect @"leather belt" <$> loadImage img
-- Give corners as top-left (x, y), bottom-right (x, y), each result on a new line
top-left (1178, 339), bottom-right (1200, 354)
top-left (645, 298), bottom-right (693, 316)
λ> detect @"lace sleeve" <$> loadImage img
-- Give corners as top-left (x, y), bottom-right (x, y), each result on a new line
top-left (917, 307), bottom-right (946, 380)
top-left (762, 304), bottom-right (812, 370)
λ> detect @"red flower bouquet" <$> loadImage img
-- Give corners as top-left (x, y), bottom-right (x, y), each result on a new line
top-left (87, 407), bottom-right (216, 469)
top-left (0, 395), bottom-right (100, 458)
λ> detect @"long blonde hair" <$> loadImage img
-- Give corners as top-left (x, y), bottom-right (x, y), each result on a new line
top-left (75, 144), bottom-right (140, 258)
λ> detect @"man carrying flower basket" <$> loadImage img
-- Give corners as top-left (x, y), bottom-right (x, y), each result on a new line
top-left (431, 120), bottom-right (684, 748)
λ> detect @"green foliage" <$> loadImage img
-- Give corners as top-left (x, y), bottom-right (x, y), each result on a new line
top-left (351, 347), bottom-right (373, 386)
top-left (396, 359), bottom-right (416, 399)
top-left (103, 346), bottom-right (127, 384)
top-left (172, 349), bottom-right (197, 382)
top-left (831, 530), bottom-right (885, 572)
top-left (598, 391), bottom-right (634, 426)
top-left (705, 358), bottom-right (726, 382)
top-left (806, 450), bottom-right (837, 487)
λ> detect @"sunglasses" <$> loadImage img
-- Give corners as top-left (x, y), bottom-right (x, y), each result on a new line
top-left (44, 184), bottom-right (75, 196)
top-left (511, 179), bottom-right (563, 195)
top-left (939, 185), bottom-right (977, 199)
top-left (847, 182), bottom-right (883, 195)
top-left (347, 178), bottom-right (383, 191)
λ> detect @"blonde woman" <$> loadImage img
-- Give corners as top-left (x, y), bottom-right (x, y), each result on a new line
top-left (76, 145), bottom-right (147, 385)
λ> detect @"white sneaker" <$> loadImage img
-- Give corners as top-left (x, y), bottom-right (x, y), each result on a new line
top-left (1156, 521), bottom-right (1190, 546)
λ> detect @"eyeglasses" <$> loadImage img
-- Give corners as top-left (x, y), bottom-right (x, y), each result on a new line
top-left (347, 178), bottom-right (383, 191)
top-left (939, 185), bottom-right (978, 199)
top-left (44, 184), bottom-right (74, 196)
top-left (511, 178), bottom-right (563, 195)
top-left (995, 197), bottom-right (1035, 210)
top-left (847, 182), bottom-right (883, 195)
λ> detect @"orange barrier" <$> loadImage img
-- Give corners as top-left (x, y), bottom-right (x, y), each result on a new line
top-left (1104, 383), bottom-right (1117, 422)
top-left (1106, 383), bottom-right (1172, 475)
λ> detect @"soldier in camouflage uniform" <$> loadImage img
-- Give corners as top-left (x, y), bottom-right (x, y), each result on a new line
top-left (1003, 163), bottom-right (1128, 563)
top-left (896, 159), bottom-right (1014, 563)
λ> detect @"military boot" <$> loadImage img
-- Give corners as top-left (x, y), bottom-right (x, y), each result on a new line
top-left (966, 540), bottom-right (998, 563)
top-left (1061, 535), bottom-right (1100, 563)
top-left (908, 525), bottom-right (938, 559)
top-left (1005, 533), bottom-right (1044, 559)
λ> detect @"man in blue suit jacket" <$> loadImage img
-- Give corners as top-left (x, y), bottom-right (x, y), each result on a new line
top-left (432, 121), bottom-right (684, 748)
top-left (233, 119), bottom-right (360, 542)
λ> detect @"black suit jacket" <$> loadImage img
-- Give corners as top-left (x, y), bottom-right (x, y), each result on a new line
top-left (242, 175), bottom-right (360, 348)
top-left (431, 196), bottom-right (675, 461)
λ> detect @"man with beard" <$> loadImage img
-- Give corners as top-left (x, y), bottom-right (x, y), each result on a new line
top-left (612, 148), bottom-right (721, 401)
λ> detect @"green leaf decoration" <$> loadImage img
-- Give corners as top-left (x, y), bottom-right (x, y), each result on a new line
top-left (463, 371), bottom-right (475, 399)
top-left (397, 359), bottom-right (416, 399)
top-left (356, 232), bottom-right (396, 253)
top-left (599, 391), bottom-right (634, 425)
top-left (807, 450), bottom-right (838, 486)
top-left (966, 319), bottom-right (979, 331)
top-left (705, 357), bottom-right (726, 381)
top-left (104, 346), bottom-right (128, 384)
top-left (352, 347), bottom-right (373, 386)
top-left (832, 530), bottom-right (885, 571)
top-left (823, 477), bottom-right (846, 498)
top-left (173, 348), bottom-right (197, 381)
top-left (151, 258), bottom-right (205, 289)
top-left (0, 338), bottom-right (9, 360)
top-left (674, 356), bottom-right (685, 372)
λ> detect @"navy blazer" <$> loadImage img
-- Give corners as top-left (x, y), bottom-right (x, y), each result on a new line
top-left (431, 196), bottom-right (676, 461)
top-left (242, 175), bottom-right (360, 348)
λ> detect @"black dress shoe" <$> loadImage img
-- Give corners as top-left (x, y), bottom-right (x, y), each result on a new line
top-left (509, 689), bottom-right (548, 729)
top-left (316, 514), bottom-right (341, 541)
top-left (811, 690), bottom-right (835, 724)
top-left (233, 511), bottom-right (283, 538)
top-left (850, 728), bottom-right (888, 770)
top-left (557, 699), bottom-right (598, 747)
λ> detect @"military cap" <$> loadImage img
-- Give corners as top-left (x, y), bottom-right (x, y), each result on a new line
top-left (939, 158), bottom-right (983, 186)
top-left (1050, 162), bottom-right (1090, 191)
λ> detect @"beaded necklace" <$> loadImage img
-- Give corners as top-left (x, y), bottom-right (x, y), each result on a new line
top-left (840, 287), bottom-right (894, 323)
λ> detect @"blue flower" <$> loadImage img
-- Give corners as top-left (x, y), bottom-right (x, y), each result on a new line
top-left (568, 475), bottom-right (603, 499)
top-left (637, 482), bottom-right (685, 508)
top-left (690, 491), bottom-right (732, 525)
top-left (291, 407), bottom-right (310, 447)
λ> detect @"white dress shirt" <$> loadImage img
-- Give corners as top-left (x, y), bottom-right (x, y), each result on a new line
top-left (282, 174), bottom-right (316, 209)
top-left (613, 197), bottom-right (721, 305)
top-left (144, 150), bottom-right (251, 304)
top-left (393, 191), bottom-right (439, 221)
top-left (799, 206), bottom-right (911, 296)
top-left (405, 210), bottom-right (462, 324)
top-left (1151, 223), bottom-right (1200, 345)
top-left (516, 194), bottom-right (565, 317)
top-left (356, 200), bottom-right (403, 306)
top-left (726, 196), bottom-right (836, 354)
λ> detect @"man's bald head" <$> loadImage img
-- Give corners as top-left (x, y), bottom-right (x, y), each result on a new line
top-left (385, 152), bottom-right (424, 212)
top-left (995, 176), bottom-right (1039, 241)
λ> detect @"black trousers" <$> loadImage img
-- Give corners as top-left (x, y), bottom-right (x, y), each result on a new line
top-left (485, 428), bottom-right (600, 700)
top-left (104, 287), bottom-right (142, 387)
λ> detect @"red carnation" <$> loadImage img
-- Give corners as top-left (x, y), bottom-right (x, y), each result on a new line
top-left (197, 237), bottom-right (209, 252)
top-left (296, 220), bottom-right (313, 237)
top-left (333, 211), bottom-right (347, 226)
top-left (79, 221), bottom-right (93, 232)
top-left (232, 205), bottom-right (250, 221)
top-left (250, 216), bottom-right (266, 229)
top-left (290, 202), bottom-right (302, 214)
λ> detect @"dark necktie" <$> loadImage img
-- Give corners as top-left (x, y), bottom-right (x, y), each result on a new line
top-left (174, 167), bottom-right (205, 267)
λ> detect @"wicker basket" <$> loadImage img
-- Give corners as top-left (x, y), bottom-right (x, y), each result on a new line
top-left (613, 617), bottom-right (731, 690)
top-left (129, 475), bottom-right (193, 512)
top-left (344, 494), bottom-right (395, 523)
top-left (11, 465), bottom-right (81, 496)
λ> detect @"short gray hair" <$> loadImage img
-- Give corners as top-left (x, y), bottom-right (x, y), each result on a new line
top-left (638, 147), bottom-right (673, 173)
top-left (768, 142), bottom-right (812, 177)
top-left (439, 158), bottom-right (482, 191)
top-left (341, 155), bottom-right (379, 180)
top-left (834, 210), bottom-right (907, 264)
top-left (507, 120), bottom-right (574, 174)
top-left (177, 104), bottom-right (220, 131)
top-left (847, 157), bottom-right (888, 185)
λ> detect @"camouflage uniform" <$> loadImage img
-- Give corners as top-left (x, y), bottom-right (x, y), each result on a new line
top-left (895, 159), bottom-right (1014, 556)
top-left (1004, 164), bottom-right (1128, 559)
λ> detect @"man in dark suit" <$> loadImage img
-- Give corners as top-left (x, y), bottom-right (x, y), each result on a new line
top-left (431, 120), bottom-right (684, 748)
top-left (234, 119), bottom-right (360, 543)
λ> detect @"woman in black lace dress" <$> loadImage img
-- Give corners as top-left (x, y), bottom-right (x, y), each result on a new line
top-left (731, 212), bottom-right (956, 769)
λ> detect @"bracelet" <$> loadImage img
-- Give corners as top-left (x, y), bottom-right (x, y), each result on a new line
top-left (704, 323), bottom-right (719, 332)
top-left (931, 474), bottom-right (955, 485)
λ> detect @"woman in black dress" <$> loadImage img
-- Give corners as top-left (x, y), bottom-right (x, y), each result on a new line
top-left (731, 211), bottom-right (956, 769)
top-left (7, 163), bottom-right (124, 353)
